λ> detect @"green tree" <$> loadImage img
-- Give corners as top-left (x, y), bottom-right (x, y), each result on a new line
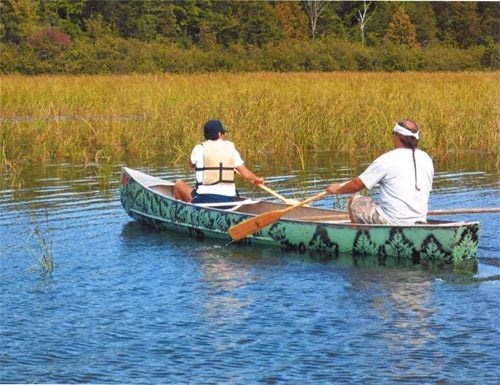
top-left (478, 2), bottom-right (500, 44)
top-left (363, 1), bottom-right (398, 46)
top-left (207, 1), bottom-right (241, 47)
top-left (329, 1), bottom-right (375, 43)
top-left (109, 1), bottom-right (157, 41)
top-left (481, 37), bottom-right (500, 69)
top-left (314, 2), bottom-right (346, 40)
top-left (236, 1), bottom-right (283, 46)
top-left (404, 1), bottom-right (438, 46)
top-left (196, 0), bottom-right (231, 49)
top-left (83, 14), bottom-right (112, 40)
top-left (38, 0), bottom-right (86, 37)
top-left (0, 0), bottom-right (40, 43)
top-left (384, 6), bottom-right (419, 48)
top-left (433, 2), bottom-right (483, 48)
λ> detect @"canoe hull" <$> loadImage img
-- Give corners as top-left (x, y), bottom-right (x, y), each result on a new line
top-left (120, 168), bottom-right (479, 270)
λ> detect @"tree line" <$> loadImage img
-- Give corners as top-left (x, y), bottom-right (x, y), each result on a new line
top-left (1, 0), bottom-right (499, 74)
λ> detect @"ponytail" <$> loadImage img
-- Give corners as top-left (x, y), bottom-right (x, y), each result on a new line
top-left (398, 122), bottom-right (420, 191)
top-left (412, 147), bottom-right (420, 191)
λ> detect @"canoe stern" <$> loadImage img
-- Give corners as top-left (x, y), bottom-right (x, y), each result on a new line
top-left (119, 168), bottom-right (480, 271)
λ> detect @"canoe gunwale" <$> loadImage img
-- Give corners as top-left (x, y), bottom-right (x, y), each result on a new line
top-left (120, 167), bottom-right (480, 267)
top-left (123, 168), bottom-right (479, 228)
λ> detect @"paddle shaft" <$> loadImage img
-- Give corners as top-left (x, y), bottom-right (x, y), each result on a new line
top-left (229, 203), bottom-right (500, 240)
top-left (279, 191), bottom-right (328, 215)
top-left (229, 188), bottom-right (499, 240)
top-left (228, 191), bottom-right (328, 240)
top-left (235, 168), bottom-right (298, 204)
top-left (300, 207), bottom-right (500, 221)
top-left (258, 183), bottom-right (288, 201)
top-left (428, 207), bottom-right (500, 215)
top-left (258, 184), bottom-right (299, 205)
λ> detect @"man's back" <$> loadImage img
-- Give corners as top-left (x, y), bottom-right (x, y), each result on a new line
top-left (359, 148), bottom-right (434, 224)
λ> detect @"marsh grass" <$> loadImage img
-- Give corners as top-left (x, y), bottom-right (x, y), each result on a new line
top-left (27, 228), bottom-right (55, 276)
top-left (1, 72), bottom-right (499, 171)
top-left (0, 142), bottom-right (25, 191)
top-left (94, 155), bottom-right (115, 189)
top-left (26, 212), bottom-right (55, 276)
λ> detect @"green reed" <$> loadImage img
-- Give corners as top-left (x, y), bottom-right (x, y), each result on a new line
top-left (25, 211), bottom-right (55, 276)
top-left (1, 72), bottom-right (499, 171)
top-left (27, 228), bottom-right (55, 276)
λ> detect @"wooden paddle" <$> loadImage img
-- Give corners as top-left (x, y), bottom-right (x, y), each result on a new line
top-left (228, 191), bottom-right (328, 241)
top-left (234, 168), bottom-right (299, 205)
top-left (229, 203), bottom-right (500, 241)
top-left (427, 207), bottom-right (500, 215)
top-left (298, 207), bottom-right (500, 221)
top-left (258, 184), bottom-right (300, 205)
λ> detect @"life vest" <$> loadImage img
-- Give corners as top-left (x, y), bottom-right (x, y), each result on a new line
top-left (195, 140), bottom-right (235, 186)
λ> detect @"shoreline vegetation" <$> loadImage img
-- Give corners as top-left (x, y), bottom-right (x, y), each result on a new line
top-left (2, 38), bottom-right (498, 75)
top-left (1, 72), bottom-right (499, 175)
top-left (1, 2), bottom-right (499, 75)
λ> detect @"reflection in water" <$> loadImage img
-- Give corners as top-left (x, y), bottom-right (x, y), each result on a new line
top-left (347, 269), bottom-right (445, 380)
top-left (380, 273), bottom-right (436, 346)
top-left (1, 161), bottom-right (499, 384)
top-left (198, 247), bottom-right (258, 319)
top-left (350, 269), bottom-right (436, 344)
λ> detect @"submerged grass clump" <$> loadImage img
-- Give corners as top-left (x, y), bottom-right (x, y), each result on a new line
top-left (27, 228), bottom-right (55, 276)
top-left (1, 72), bottom-right (499, 171)
top-left (25, 213), bottom-right (55, 276)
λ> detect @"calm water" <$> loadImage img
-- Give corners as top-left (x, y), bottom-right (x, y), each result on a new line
top-left (1, 159), bottom-right (499, 384)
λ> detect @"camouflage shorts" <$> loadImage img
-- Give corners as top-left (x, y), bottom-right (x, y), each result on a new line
top-left (348, 195), bottom-right (390, 224)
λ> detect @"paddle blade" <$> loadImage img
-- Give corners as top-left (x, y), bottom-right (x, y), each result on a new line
top-left (228, 210), bottom-right (284, 241)
top-left (229, 191), bottom-right (328, 241)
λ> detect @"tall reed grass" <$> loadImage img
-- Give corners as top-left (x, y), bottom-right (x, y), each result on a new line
top-left (1, 72), bottom-right (499, 171)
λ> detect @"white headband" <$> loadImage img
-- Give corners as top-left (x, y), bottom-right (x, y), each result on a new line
top-left (393, 123), bottom-right (419, 139)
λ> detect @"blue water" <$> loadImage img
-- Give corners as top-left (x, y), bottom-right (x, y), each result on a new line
top-left (1, 162), bottom-right (499, 384)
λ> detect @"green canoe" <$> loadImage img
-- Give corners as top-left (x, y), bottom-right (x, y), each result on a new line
top-left (119, 167), bottom-right (479, 270)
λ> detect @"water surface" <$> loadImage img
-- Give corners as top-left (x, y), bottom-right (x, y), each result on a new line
top-left (1, 159), bottom-right (499, 384)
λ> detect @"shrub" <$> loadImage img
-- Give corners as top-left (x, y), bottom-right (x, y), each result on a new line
top-left (27, 27), bottom-right (72, 60)
top-left (481, 38), bottom-right (500, 70)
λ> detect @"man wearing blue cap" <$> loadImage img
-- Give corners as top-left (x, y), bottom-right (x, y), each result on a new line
top-left (174, 119), bottom-right (264, 204)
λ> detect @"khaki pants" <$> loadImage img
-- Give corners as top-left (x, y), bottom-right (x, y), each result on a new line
top-left (348, 195), bottom-right (390, 224)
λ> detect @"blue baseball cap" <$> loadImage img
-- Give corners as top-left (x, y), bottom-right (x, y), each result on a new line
top-left (204, 119), bottom-right (227, 139)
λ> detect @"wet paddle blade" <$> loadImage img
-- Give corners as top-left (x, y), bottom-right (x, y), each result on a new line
top-left (228, 210), bottom-right (285, 241)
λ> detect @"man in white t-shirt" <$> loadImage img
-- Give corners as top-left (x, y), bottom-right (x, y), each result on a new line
top-left (326, 119), bottom-right (434, 225)
top-left (174, 119), bottom-right (264, 204)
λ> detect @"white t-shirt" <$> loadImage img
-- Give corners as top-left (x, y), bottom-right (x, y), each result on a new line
top-left (359, 148), bottom-right (434, 224)
top-left (191, 140), bottom-right (244, 196)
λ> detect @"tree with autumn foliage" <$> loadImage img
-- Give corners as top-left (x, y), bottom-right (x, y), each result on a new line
top-left (0, 0), bottom-right (498, 74)
top-left (384, 7), bottom-right (420, 48)
top-left (274, 1), bottom-right (309, 40)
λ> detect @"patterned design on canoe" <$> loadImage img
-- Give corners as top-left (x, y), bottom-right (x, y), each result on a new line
top-left (266, 222), bottom-right (341, 256)
top-left (353, 230), bottom-right (379, 257)
top-left (419, 234), bottom-right (449, 266)
top-left (453, 225), bottom-right (480, 262)
top-left (309, 225), bottom-right (340, 257)
top-left (381, 228), bottom-right (417, 265)
top-left (120, 169), bottom-right (480, 269)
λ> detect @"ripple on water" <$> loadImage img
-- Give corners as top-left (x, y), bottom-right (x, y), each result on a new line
top-left (0, 163), bottom-right (499, 384)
